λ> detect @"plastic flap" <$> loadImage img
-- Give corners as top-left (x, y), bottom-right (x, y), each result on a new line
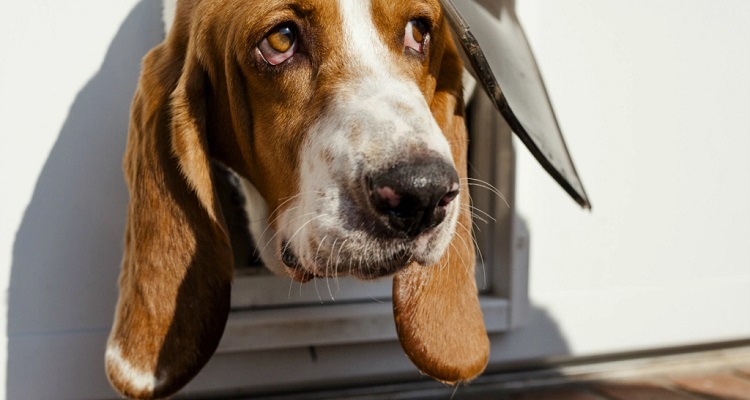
top-left (441, 0), bottom-right (591, 208)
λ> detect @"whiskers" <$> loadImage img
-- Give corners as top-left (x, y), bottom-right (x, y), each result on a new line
top-left (324, 238), bottom-right (339, 301)
top-left (457, 176), bottom-right (508, 290)
top-left (252, 190), bottom-right (325, 258)
top-left (462, 177), bottom-right (509, 208)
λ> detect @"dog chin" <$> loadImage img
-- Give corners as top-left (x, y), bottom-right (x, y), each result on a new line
top-left (284, 252), bottom-right (409, 282)
top-left (281, 231), bottom-right (449, 282)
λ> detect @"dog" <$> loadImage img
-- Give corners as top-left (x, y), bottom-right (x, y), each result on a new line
top-left (106, 0), bottom-right (489, 398)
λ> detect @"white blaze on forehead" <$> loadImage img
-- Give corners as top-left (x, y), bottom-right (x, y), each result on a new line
top-left (336, 0), bottom-right (453, 160)
top-left (338, 0), bottom-right (390, 74)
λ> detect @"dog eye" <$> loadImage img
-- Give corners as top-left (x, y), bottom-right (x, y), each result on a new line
top-left (259, 24), bottom-right (298, 65)
top-left (404, 19), bottom-right (429, 54)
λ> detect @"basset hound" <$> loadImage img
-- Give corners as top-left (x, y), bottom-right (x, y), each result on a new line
top-left (106, 0), bottom-right (488, 398)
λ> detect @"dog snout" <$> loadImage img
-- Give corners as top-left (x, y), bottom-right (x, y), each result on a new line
top-left (367, 158), bottom-right (460, 237)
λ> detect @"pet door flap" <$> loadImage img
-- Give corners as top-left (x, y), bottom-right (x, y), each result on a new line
top-left (441, 0), bottom-right (591, 208)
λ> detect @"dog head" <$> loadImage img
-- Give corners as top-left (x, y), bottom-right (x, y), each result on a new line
top-left (106, 0), bottom-right (488, 398)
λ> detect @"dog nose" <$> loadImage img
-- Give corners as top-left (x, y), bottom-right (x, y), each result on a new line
top-left (368, 159), bottom-right (460, 237)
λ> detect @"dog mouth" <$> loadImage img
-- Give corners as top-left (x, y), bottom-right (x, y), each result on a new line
top-left (279, 236), bottom-right (421, 282)
top-left (280, 243), bottom-right (316, 282)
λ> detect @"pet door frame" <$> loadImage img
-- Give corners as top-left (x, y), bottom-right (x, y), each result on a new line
top-left (161, 0), bottom-right (530, 372)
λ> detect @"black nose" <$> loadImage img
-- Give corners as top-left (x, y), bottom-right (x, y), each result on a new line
top-left (367, 159), bottom-right (460, 237)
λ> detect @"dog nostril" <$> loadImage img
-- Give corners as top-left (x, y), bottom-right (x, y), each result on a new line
top-left (367, 160), bottom-right (459, 236)
top-left (375, 186), bottom-right (402, 209)
top-left (438, 183), bottom-right (460, 208)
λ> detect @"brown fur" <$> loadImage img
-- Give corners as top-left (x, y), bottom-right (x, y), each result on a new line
top-left (107, 0), bottom-right (488, 398)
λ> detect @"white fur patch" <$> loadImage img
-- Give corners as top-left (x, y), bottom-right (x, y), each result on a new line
top-left (238, 176), bottom-right (287, 276)
top-left (338, 0), bottom-right (453, 158)
top-left (106, 344), bottom-right (165, 394)
top-left (338, 0), bottom-right (387, 74)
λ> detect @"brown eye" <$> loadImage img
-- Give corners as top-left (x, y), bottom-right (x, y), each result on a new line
top-left (267, 26), bottom-right (295, 52)
top-left (404, 19), bottom-right (429, 54)
top-left (411, 21), bottom-right (425, 43)
top-left (259, 24), bottom-right (299, 65)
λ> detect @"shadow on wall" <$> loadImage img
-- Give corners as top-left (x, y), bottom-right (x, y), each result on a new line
top-left (6, 1), bottom-right (163, 398)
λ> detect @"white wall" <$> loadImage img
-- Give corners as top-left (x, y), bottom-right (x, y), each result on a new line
top-left (0, 0), bottom-right (748, 398)
top-left (515, 0), bottom-right (750, 353)
top-left (0, 1), bottom-right (164, 398)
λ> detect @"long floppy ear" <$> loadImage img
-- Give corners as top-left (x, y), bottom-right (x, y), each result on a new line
top-left (105, 18), bottom-right (233, 400)
top-left (393, 23), bottom-right (489, 383)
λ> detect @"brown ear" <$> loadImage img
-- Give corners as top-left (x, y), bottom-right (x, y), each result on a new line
top-left (393, 24), bottom-right (489, 383)
top-left (105, 21), bottom-right (232, 400)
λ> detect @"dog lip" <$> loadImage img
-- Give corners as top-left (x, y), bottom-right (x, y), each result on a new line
top-left (281, 241), bottom-right (316, 282)
top-left (281, 241), bottom-right (300, 268)
top-left (350, 246), bottom-right (413, 279)
top-left (282, 237), bottom-right (415, 281)
top-left (289, 266), bottom-right (315, 283)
